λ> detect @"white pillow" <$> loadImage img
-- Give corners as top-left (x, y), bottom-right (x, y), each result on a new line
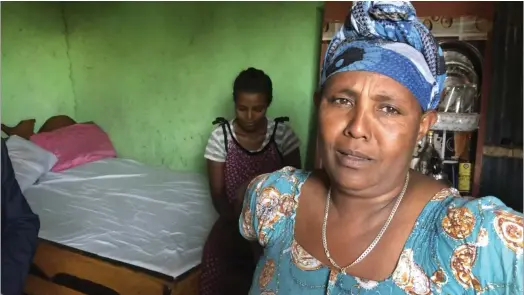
top-left (5, 135), bottom-right (58, 192)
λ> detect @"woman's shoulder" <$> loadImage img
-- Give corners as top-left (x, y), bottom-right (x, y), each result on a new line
top-left (206, 118), bottom-right (235, 145)
top-left (246, 166), bottom-right (311, 196)
top-left (207, 120), bottom-right (229, 143)
top-left (429, 190), bottom-right (523, 245)
top-left (272, 117), bottom-right (297, 134)
top-left (204, 119), bottom-right (235, 162)
top-left (209, 118), bottom-right (234, 134)
top-left (425, 192), bottom-right (523, 292)
top-left (240, 167), bottom-right (311, 246)
top-left (435, 193), bottom-right (523, 237)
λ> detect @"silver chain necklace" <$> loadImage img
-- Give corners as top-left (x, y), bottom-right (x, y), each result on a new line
top-left (321, 173), bottom-right (410, 274)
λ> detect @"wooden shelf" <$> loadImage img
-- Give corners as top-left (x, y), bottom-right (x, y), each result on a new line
top-left (322, 16), bottom-right (492, 42)
top-left (483, 146), bottom-right (523, 159)
top-left (322, 1), bottom-right (495, 24)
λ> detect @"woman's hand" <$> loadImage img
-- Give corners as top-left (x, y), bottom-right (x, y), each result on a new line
top-left (233, 180), bottom-right (250, 220)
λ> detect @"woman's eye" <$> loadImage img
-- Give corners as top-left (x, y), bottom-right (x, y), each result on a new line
top-left (379, 105), bottom-right (400, 115)
top-left (330, 98), bottom-right (353, 106)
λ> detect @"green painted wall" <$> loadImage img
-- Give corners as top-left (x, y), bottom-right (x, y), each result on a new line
top-left (2, 2), bottom-right (322, 173)
top-left (1, 2), bottom-right (76, 129)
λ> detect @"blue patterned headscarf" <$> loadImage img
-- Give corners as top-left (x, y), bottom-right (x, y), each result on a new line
top-left (320, 1), bottom-right (447, 111)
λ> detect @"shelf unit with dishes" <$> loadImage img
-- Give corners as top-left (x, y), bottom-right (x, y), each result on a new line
top-left (313, 1), bottom-right (495, 198)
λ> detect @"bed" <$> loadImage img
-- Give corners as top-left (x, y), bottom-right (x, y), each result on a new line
top-left (23, 158), bottom-right (217, 294)
top-left (22, 157), bottom-right (217, 295)
top-left (3, 117), bottom-right (217, 295)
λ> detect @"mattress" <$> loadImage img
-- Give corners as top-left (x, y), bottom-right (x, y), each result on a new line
top-left (24, 158), bottom-right (218, 279)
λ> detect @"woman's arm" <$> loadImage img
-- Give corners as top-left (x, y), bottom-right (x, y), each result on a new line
top-left (440, 196), bottom-right (523, 293)
top-left (207, 160), bottom-right (233, 220)
top-left (205, 126), bottom-right (234, 219)
top-left (235, 179), bottom-right (262, 263)
top-left (237, 172), bottom-right (293, 263)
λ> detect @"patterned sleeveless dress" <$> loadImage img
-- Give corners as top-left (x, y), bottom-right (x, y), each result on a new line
top-left (199, 117), bottom-right (289, 295)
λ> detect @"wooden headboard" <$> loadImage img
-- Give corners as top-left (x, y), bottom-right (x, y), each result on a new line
top-left (1, 119), bottom-right (36, 140)
top-left (1, 115), bottom-right (79, 140)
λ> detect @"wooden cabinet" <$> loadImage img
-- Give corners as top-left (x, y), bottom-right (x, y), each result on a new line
top-left (322, 2), bottom-right (494, 23)
top-left (312, 1), bottom-right (495, 198)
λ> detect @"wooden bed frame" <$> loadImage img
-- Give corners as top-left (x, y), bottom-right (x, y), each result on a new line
top-left (24, 239), bottom-right (200, 295)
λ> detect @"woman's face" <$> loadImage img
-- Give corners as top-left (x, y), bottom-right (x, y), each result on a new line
top-left (319, 71), bottom-right (436, 196)
top-left (235, 92), bottom-right (268, 132)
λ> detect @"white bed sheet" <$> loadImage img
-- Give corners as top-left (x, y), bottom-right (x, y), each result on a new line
top-left (24, 158), bottom-right (218, 278)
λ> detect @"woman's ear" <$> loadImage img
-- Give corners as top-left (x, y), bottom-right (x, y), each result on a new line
top-left (417, 110), bottom-right (438, 141)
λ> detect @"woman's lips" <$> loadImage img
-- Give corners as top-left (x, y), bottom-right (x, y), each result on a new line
top-left (335, 149), bottom-right (373, 169)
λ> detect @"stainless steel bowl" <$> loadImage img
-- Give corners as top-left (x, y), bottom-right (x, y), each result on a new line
top-left (438, 41), bottom-right (483, 113)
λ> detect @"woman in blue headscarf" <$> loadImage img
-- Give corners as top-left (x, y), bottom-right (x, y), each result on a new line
top-left (236, 1), bottom-right (523, 294)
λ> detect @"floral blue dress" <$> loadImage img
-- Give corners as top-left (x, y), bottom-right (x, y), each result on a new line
top-left (239, 167), bottom-right (523, 295)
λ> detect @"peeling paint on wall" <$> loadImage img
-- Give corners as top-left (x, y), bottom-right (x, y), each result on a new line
top-left (1, 2), bottom-right (76, 128)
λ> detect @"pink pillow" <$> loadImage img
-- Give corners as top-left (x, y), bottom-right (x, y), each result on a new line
top-left (30, 123), bottom-right (116, 172)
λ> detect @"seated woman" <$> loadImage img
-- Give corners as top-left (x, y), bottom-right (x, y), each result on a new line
top-left (238, 2), bottom-right (523, 294)
top-left (199, 67), bottom-right (301, 295)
